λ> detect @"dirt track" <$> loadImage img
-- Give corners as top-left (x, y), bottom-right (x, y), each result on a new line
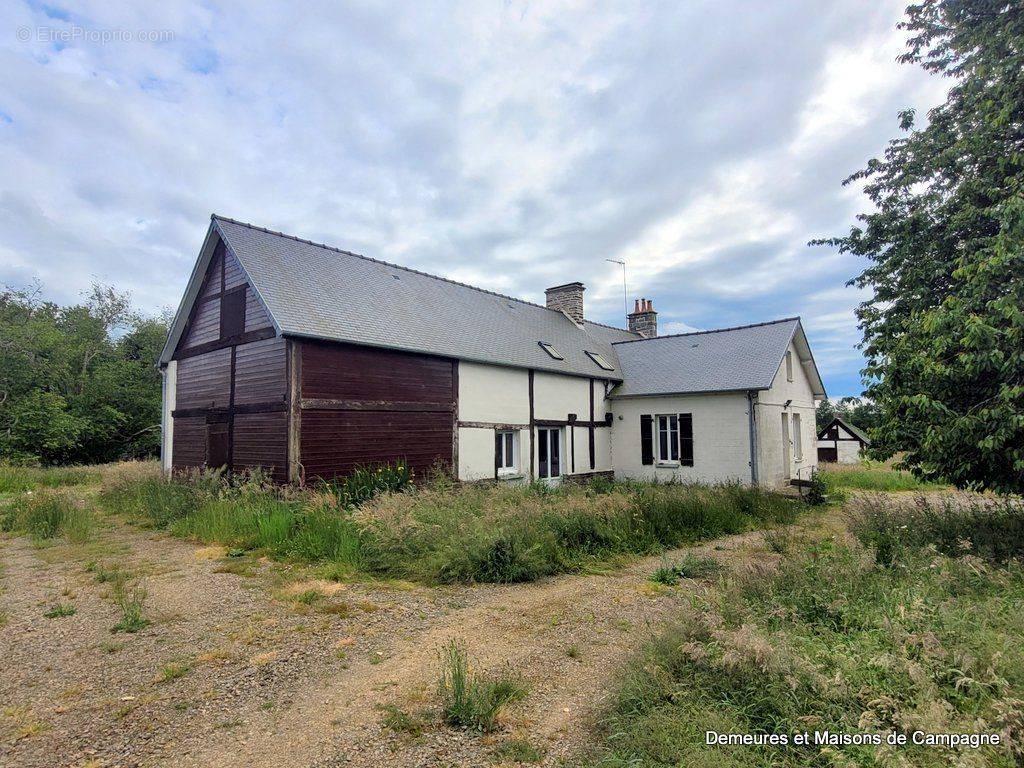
top-left (0, 509), bottom-right (836, 768)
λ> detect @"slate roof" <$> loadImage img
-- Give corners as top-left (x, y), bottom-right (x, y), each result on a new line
top-left (161, 217), bottom-right (826, 398)
top-left (819, 416), bottom-right (871, 444)
top-left (161, 216), bottom-right (637, 379)
top-left (609, 318), bottom-right (825, 398)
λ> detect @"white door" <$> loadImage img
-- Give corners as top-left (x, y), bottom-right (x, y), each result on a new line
top-left (537, 427), bottom-right (563, 482)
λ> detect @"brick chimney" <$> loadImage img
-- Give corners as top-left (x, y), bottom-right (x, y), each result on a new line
top-left (545, 282), bottom-right (585, 325)
top-left (628, 298), bottom-right (658, 338)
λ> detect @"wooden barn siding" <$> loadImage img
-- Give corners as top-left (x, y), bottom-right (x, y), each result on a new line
top-left (200, 250), bottom-right (223, 298)
top-left (244, 286), bottom-right (272, 332)
top-left (175, 348), bottom-right (231, 409)
top-left (300, 410), bottom-right (453, 479)
top-left (234, 336), bottom-right (286, 405)
top-left (233, 412), bottom-right (288, 481)
top-left (170, 234), bottom-right (288, 479)
top-left (296, 340), bottom-right (457, 482)
top-left (301, 340), bottom-right (455, 403)
top-left (183, 297), bottom-right (221, 349)
top-left (172, 416), bottom-right (206, 471)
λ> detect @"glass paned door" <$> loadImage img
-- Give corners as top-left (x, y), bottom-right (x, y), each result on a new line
top-left (537, 427), bottom-right (562, 479)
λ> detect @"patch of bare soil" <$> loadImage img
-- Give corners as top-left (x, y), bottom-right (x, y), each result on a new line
top-left (0, 509), bottom-right (841, 768)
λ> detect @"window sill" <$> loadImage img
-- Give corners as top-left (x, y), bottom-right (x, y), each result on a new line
top-left (497, 472), bottom-right (523, 481)
top-left (656, 461), bottom-right (680, 468)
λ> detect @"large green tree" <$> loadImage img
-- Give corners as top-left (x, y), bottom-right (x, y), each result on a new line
top-left (0, 284), bottom-right (168, 465)
top-left (819, 0), bottom-right (1024, 493)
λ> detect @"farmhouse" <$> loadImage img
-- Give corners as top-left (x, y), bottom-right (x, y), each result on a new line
top-left (816, 416), bottom-right (871, 464)
top-left (158, 216), bottom-right (826, 488)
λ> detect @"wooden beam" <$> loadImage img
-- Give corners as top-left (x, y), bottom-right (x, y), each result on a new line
top-left (172, 401), bottom-right (286, 419)
top-left (458, 421), bottom-right (530, 430)
top-left (287, 339), bottom-right (303, 484)
top-left (528, 369), bottom-right (535, 480)
top-left (174, 327), bottom-right (276, 361)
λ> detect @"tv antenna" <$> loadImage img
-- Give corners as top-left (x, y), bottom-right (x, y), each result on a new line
top-left (605, 259), bottom-right (627, 324)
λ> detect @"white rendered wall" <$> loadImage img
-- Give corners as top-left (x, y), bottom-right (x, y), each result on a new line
top-left (161, 361), bottom-right (177, 473)
top-left (755, 342), bottom-right (819, 487)
top-left (457, 361), bottom-right (612, 480)
top-left (610, 392), bottom-right (752, 483)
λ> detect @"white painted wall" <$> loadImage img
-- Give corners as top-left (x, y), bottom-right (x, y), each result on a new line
top-left (610, 392), bottom-right (752, 483)
top-left (160, 361), bottom-right (177, 473)
top-left (755, 342), bottom-right (819, 487)
top-left (458, 361), bottom-right (530, 424)
top-left (817, 436), bottom-right (864, 464)
top-left (456, 361), bottom-right (612, 481)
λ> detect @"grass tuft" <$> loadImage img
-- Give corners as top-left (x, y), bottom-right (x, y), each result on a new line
top-left (43, 602), bottom-right (76, 618)
top-left (111, 579), bottom-right (150, 633)
top-left (649, 553), bottom-right (722, 585)
top-left (438, 639), bottom-right (528, 732)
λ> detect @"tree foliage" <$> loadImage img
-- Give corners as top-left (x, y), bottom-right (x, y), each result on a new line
top-left (815, 397), bottom-right (882, 434)
top-left (0, 283), bottom-right (168, 465)
top-left (818, 0), bottom-right (1024, 493)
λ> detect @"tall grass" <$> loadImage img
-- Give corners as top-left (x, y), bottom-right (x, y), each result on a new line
top-left (358, 480), bottom-right (797, 584)
top-left (849, 494), bottom-right (1024, 566)
top-left (0, 491), bottom-right (95, 542)
top-left (0, 464), bottom-right (102, 493)
top-left (819, 460), bottom-right (946, 493)
top-left (98, 465), bottom-right (800, 585)
top-left (587, 534), bottom-right (1024, 767)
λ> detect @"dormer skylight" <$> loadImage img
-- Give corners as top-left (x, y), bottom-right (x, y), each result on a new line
top-left (585, 350), bottom-right (614, 371)
top-left (538, 341), bottom-right (564, 360)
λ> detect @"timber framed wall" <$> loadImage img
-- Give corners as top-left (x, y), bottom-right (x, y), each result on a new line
top-left (170, 239), bottom-right (289, 481)
top-left (291, 339), bottom-right (458, 482)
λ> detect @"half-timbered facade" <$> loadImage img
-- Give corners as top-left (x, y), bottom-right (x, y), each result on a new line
top-left (160, 215), bottom-right (826, 487)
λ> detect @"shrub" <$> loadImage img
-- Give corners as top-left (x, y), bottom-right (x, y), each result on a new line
top-left (438, 639), bottom-right (528, 732)
top-left (804, 469), bottom-right (828, 506)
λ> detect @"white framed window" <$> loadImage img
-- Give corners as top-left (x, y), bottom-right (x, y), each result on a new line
top-left (792, 413), bottom-right (803, 461)
top-left (656, 414), bottom-right (679, 464)
top-left (496, 430), bottom-right (518, 475)
top-left (785, 350), bottom-right (793, 382)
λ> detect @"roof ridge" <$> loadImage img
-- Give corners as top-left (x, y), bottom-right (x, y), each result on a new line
top-left (611, 316), bottom-right (801, 345)
top-left (212, 214), bottom-right (628, 333)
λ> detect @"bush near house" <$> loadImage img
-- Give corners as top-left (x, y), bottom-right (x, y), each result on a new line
top-left (94, 462), bottom-right (801, 585)
top-left (586, 515), bottom-right (1024, 767)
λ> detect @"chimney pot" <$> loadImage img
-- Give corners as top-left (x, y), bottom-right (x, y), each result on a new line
top-left (628, 296), bottom-right (658, 338)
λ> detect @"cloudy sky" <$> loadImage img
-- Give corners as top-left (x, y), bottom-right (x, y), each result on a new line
top-left (1, 1), bottom-right (947, 396)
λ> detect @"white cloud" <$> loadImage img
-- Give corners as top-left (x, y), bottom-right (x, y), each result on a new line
top-left (0, 0), bottom-right (947, 395)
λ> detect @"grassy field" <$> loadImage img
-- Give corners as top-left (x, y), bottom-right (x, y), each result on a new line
top-left (585, 493), bottom-right (1024, 768)
top-left (2, 461), bottom-right (803, 585)
top-left (818, 460), bottom-right (948, 493)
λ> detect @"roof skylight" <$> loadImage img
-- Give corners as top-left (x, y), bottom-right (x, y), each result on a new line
top-left (538, 341), bottom-right (564, 360)
top-left (585, 350), bottom-right (615, 371)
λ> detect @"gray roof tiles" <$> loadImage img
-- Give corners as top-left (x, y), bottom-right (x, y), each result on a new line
top-left (162, 216), bottom-right (825, 399)
top-left (212, 216), bottom-right (636, 379)
top-left (610, 317), bottom-right (817, 397)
